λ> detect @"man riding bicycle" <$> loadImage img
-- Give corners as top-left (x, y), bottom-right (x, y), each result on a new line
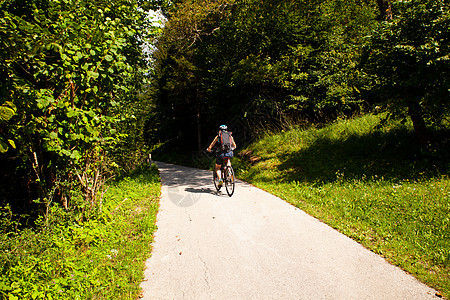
top-left (207, 125), bottom-right (237, 188)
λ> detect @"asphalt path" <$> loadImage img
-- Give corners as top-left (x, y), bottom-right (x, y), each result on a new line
top-left (140, 161), bottom-right (439, 299)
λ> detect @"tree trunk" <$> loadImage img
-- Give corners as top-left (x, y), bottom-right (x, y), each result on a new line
top-left (377, 0), bottom-right (392, 21)
top-left (408, 101), bottom-right (429, 146)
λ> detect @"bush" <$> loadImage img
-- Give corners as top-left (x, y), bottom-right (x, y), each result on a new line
top-left (0, 164), bottom-right (160, 300)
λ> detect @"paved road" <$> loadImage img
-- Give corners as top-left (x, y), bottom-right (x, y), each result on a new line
top-left (140, 162), bottom-right (438, 299)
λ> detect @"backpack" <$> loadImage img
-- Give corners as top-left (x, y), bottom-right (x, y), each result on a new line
top-left (219, 131), bottom-right (232, 151)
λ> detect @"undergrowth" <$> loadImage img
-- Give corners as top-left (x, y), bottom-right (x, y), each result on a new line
top-left (0, 164), bottom-right (160, 300)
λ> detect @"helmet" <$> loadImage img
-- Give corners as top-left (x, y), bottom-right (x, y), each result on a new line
top-left (219, 125), bottom-right (228, 131)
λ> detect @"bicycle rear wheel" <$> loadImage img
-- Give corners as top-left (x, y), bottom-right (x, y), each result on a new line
top-left (224, 166), bottom-right (235, 196)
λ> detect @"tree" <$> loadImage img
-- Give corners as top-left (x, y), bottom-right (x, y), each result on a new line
top-left (148, 0), bottom-right (378, 151)
top-left (362, 0), bottom-right (449, 145)
top-left (148, 0), bottom-right (234, 151)
top-left (0, 0), bottom-right (156, 215)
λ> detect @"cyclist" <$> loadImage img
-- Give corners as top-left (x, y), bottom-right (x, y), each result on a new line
top-left (206, 125), bottom-right (236, 187)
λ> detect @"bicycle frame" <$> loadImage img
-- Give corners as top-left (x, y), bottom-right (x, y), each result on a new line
top-left (221, 157), bottom-right (232, 170)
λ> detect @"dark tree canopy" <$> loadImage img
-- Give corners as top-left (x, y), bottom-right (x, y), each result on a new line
top-left (148, 0), bottom-right (379, 151)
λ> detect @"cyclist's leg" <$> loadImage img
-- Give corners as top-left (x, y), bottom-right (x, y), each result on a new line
top-left (215, 163), bottom-right (222, 178)
top-left (225, 150), bottom-right (233, 167)
top-left (216, 152), bottom-right (224, 179)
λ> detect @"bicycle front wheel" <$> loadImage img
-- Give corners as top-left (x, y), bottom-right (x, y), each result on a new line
top-left (224, 166), bottom-right (235, 197)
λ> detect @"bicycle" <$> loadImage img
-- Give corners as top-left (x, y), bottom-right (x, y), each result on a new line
top-left (213, 156), bottom-right (235, 197)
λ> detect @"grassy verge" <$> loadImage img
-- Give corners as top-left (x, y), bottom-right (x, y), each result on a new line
top-left (237, 114), bottom-right (449, 298)
top-left (0, 164), bottom-right (160, 300)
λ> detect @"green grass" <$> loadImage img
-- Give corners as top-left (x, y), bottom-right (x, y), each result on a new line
top-left (236, 114), bottom-right (449, 297)
top-left (0, 164), bottom-right (160, 300)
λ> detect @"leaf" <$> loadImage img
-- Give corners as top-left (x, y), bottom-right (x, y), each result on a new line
top-left (70, 150), bottom-right (81, 160)
top-left (8, 139), bottom-right (16, 149)
top-left (0, 140), bottom-right (9, 153)
top-left (87, 71), bottom-right (99, 79)
top-left (57, 100), bottom-right (66, 108)
top-left (49, 132), bottom-right (58, 139)
top-left (10, 282), bottom-right (20, 289)
top-left (87, 110), bottom-right (96, 118)
top-left (67, 109), bottom-right (77, 118)
top-left (8, 294), bottom-right (19, 300)
top-left (0, 106), bottom-right (15, 121)
top-left (105, 55), bottom-right (113, 61)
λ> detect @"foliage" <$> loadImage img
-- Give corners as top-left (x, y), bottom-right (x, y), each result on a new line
top-left (361, 0), bottom-right (450, 142)
top-left (0, 164), bottom-right (160, 300)
top-left (236, 114), bottom-right (449, 297)
top-left (0, 0), bottom-right (158, 214)
top-left (147, 0), bottom-right (378, 150)
top-left (149, 0), bottom-right (236, 150)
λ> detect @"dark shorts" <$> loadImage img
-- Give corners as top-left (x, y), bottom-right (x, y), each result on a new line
top-left (216, 150), bottom-right (233, 165)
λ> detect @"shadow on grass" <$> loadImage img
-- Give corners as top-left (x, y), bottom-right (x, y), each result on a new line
top-left (253, 128), bottom-right (449, 184)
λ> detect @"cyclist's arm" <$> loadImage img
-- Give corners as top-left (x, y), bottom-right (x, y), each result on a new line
top-left (231, 136), bottom-right (237, 150)
top-left (207, 136), bottom-right (218, 152)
